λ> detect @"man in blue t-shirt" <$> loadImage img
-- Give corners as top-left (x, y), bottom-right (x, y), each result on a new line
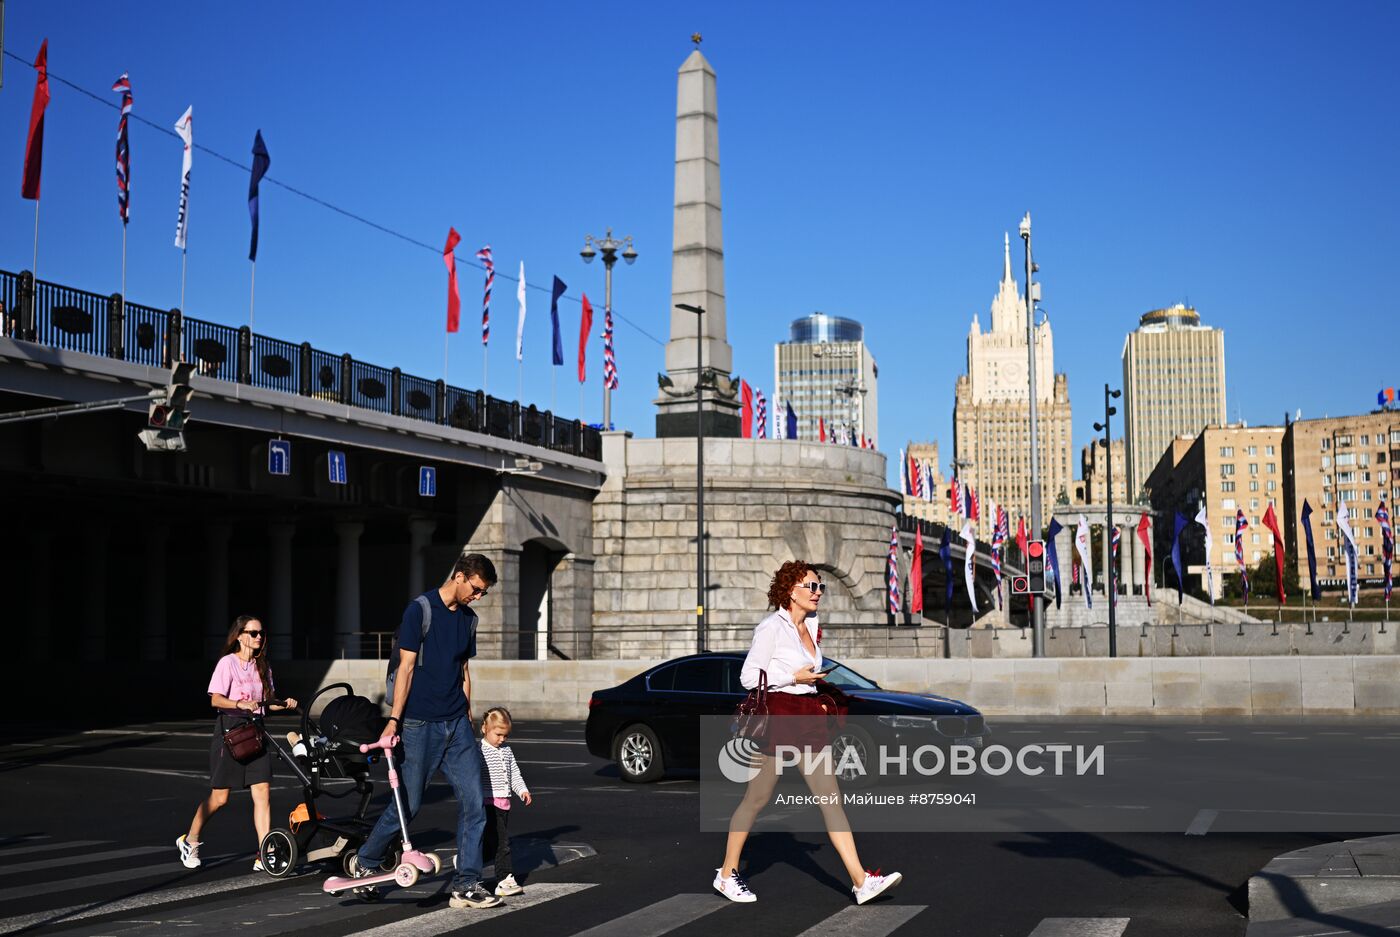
top-left (352, 553), bottom-right (500, 909)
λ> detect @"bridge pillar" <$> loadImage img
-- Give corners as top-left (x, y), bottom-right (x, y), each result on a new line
top-left (142, 526), bottom-right (169, 661)
top-left (334, 521), bottom-right (364, 657)
top-left (407, 516), bottom-right (437, 597)
top-left (551, 554), bottom-right (593, 659)
top-left (82, 527), bottom-right (108, 662)
top-left (204, 523), bottom-right (233, 658)
top-left (267, 523), bottom-right (295, 659)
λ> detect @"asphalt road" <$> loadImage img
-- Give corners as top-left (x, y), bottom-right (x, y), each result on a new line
top-left (0, 716), bottom-right (1369, 936)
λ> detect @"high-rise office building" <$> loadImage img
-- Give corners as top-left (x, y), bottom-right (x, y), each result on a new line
top-left (1122, 304), bottom-right (1227, 500)
top-left (773, 313), bottom-right (878, 444)
top-left (953, 235), bottom-right (1073, 530)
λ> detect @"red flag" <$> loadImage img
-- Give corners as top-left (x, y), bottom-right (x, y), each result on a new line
top-left (911, 527), bottom-right (924, 614)
top-left (740, 380), bottom-right (754, 438)
top-left (1016, 516), bottom-right (1028, 560)
top-left (1136, 513), bottom-right (1153, 606)
top-left (577, 293), bottom-right (593, 383)
top-left (22, 40), bottom-right (50, 200)
top-left (442, 227), bottom-right (462, 333)
top-left (1263, 503), bottom-right (1286, 604)
top-left (818, 417), bottom-right (826, 442)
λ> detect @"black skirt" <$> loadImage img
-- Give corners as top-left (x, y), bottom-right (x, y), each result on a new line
top-left (209, 714), bottom-right (273, 790)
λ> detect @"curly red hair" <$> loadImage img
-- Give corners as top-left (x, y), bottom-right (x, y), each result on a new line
top-left (767, 560), bottom-right (820, 611)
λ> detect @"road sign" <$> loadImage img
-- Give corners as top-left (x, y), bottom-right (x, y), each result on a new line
top-left (328, 450), bottom-right (347, 485)
top-left (1027, 540), bottom-right (1046, 594)
top-left (1012, 575), bottom-right (1031, 595)
top-left (419, 466), bottom-right (436, 497)
top-left (268, 439), bottom-right (291, 476)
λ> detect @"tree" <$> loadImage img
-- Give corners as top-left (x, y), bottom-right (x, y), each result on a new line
top-left (1221, 550), bottom-right (1300, 603)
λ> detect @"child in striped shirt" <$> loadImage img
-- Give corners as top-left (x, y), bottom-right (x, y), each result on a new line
top-left (479, 707), bottom-right (533, 896)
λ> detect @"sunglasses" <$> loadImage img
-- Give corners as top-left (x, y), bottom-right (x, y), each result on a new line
top-left (242, 630), bottom-right (264, 638)
top-left (799, 582), bottom-right (827, 594)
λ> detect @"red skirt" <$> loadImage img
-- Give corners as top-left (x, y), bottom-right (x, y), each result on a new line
top-left (762, 691), bottom-right (835, 755)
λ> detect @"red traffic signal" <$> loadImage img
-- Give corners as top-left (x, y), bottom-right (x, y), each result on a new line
top-left (147, 403), bottom-right (172, 428)
top-left (1028, 540), bottom-right (1045, 559)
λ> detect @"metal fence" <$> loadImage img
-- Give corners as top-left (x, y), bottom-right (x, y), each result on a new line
top-left (1, 268), bottom-right (603, 461)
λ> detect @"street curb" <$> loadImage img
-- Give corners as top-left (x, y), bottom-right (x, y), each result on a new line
top-left (1248, 834), bottom-right (1400, 932)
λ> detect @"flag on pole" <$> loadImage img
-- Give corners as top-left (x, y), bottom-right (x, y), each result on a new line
top-left (1338, 499), bottom-right (1358, 606)
top-left (912, 456), bottom-right (924, 499)
top-left (1262, 503), bottom-right (1286, 604)
top-left (898, 448), bottom-right (908, 496)
top-left (740, 380), bottom-right (754, 438)
top-left (476, 246), bottom-right (493, 346)
top-left (173, 107), bottom-right (193, 249)
top-left (577, 293), bottom-right (593, 383)
top-left (443, 228), bottom-right (462, 333)
top-left (924, 463), bottom-right (935, 500)
top-left (1016, 516), bottom-right (1028, 562)
top-left (248, 131), bottom-right (270, 261)
top-left (515, 261), bottom-right (527, 361)
top-left (22, 40), bottom-right (50, 200)
top-left (1045, 518), bottom-right (1064, 609)
top-left (549, 276), bottom-right (566, 366)
top-left (112, 74), bottom-right (132, 224)
top-left (1137, 513), bottom-right (1153, 606)
top-left (818, 418), bottom-right (827, 443)
top-left (1170, 512), bottom-right (1189, 604)
top-left (940, 527), bottom-right (954, 608)
top-left (1075, 515), bottom-right (1094, 608)
top-left (1235, 509), bottom-right (1250, 601)
top-left (1301, 500), bottom-right (1321, 601)
top-left (785, 402), bottom-right (798, 440)
top-left (911, 527), bottom-right (924, 614)
top-left (1195, 507), bottom-right (1214, 604)
top-left (970, 488), bottom-right (980, 522)
top-left (602, 303), bottom-right (618, 390)
top-left (961, 522), bottom-right (979, 614)
top-left (755, 390), bottom-right (768, 439)
top-left (1110, 525), bottom-right (1121, 607)
top-left (1380, 499), bottom-right (1393, 601)
top-left (990, 505), bottom-right (1007, 609)
top-left (887, 524), bottom-right (901, 615)
top-left (950, 476), bottom-right (962, 519)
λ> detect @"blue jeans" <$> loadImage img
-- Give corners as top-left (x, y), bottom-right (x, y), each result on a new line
top-left (357, 714), bottom-right (486, 890)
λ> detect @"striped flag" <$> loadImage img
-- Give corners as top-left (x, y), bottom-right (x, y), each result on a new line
top-left (887, 524), bottom-right (901, 614)
top-left (912, 456), bottom-right (924, 499)
top-left (1380, 499), bottom-right (1393, 600)
top-left (990, 504), bottom-right (1007, 609)
top-left (1110, 525), bottom-right (1121, 607)
top-left (112, 74), bottom-right (132, 224)
top-left (1235, 509), bottom-right (1249, 601)
top-left (475, 246), bottom-right (493, 345)
top-left (755, 390), bottom-right (768, 439)
top-left (603, 304), bottom-right (619, 390)
top-left (950, 476), bottom-right (961, 518)
top-left (969, 487), bottom-right (980, 522)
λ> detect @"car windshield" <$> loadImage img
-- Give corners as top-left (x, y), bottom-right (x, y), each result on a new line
top-left (820, 659), bottom-right (879, 689)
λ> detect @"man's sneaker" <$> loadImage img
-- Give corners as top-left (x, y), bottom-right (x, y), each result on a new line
top-left (449, 883), bottom-right (503, 909)
top-left (853, 869), bottom-right (902, 905)
top-left (346, 853), bottom-right (379, 895)
top-left (176, 835), bottom-right (201, 869)
top-left (494, 874), bottom-right (523, 897)
top-left (713, 868), bottom-right (757, 903)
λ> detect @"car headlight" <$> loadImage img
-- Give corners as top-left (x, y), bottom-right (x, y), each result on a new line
top-left (877, 714), bottom-right (938, 729)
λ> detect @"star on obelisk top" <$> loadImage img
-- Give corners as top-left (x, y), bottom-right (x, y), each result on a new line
top-left (691, 32), bottom-right (703, 47)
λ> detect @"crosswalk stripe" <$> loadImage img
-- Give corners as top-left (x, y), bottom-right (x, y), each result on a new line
top-left (794, 905), bottom-right (927, 937)
top-left (353, 882), bottom-right (596, 937)
top-left (1028, 919), bottom-right (1130, 936)
top-left (0, 852), bottom-right (240, 903)
top-left (566, 893), bottom-right (727, 936)
top-left (0, 845), bottom-right (168, 877)
top-left (0, 871), bottom-right (277, 936)
top-left (0, 839), bottom-right (110, 861)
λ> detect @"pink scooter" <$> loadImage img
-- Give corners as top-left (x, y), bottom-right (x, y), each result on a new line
top-left (323, 736), bottom-right (441, 896)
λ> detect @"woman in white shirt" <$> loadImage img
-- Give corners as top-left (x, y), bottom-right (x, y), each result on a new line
top-left (713, 561), bottom-right (902, 906)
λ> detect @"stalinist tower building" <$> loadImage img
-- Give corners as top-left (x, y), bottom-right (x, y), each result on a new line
top-left (953, 234), bottom-right (1073, 531)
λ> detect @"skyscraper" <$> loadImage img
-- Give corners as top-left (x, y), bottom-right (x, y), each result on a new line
top-left (773, 313), bottom-right (878, 443)
top-left (953, 234), bottom-right (1073, 530)
top-left (1122, 304), bottom-right (1227, 500)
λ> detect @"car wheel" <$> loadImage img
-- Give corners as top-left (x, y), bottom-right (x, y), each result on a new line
top-left (830, 725), bottom-right (876, 788)
top-left (616, 724), bottom-right (664, 783)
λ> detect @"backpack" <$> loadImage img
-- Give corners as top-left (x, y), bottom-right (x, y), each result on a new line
top-left (385, 595), bottom-right (434, 705)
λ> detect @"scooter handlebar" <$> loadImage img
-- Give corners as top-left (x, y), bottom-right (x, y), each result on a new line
top-left (360, 736), bottom-right (399, 754)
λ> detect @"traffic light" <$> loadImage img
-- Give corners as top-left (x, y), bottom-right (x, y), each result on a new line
top-left (139, 362), bottom-right (195, 452)
top-left (1027, 539), bottom-right (1046, 594)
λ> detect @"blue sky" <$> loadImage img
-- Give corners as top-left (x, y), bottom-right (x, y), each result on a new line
top-left (2, 2), bottom-right (1397, 487)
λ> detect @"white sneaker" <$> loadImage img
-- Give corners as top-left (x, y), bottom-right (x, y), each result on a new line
top-left (853, 870), bottom-right (902, 905)
top-left (176, 835), bottom-right (201, 869)
top-left (494, 874), bottom-right (523, 896)
top-left (252, 858), bottom-right (265, 873)
top-left (713, 868), bottom-right (756, 903)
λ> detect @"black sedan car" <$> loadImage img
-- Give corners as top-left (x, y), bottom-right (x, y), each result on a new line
top-left (585, 652), bottom-right (988, 783)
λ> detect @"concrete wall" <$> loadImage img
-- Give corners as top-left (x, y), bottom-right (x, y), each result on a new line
top-left (285, 656), bottom-right (1400, 722)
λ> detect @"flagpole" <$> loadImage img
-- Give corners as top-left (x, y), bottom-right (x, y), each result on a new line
top-left (443, 333), bottom-right (450, 386)
top-left (482, 347), bottom-right (488, 397)
top-left (551, 368), bottom-right (556, 415)
top-left (121, 226), bottom-right (128, 303)
top-left (32, 201), bottom-right (40, 279)
top-left (180, 250), bottom-right (188, 313)
top-left (517, 362), bottom-right (523, 405)
top-left (249, 261), bottom-right (256, 328)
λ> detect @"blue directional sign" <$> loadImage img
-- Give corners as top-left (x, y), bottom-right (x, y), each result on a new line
top-left (419, 466), bottom-right (437, 498)
top-left (328, 450), bottom-right (347, 485)
top-left (268, 439), bottom-right (291, 476)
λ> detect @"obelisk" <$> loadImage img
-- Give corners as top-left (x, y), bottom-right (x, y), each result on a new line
top-left (655, 46), bottom-right (740, 438)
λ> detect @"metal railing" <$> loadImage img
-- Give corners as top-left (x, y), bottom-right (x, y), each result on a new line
top-left (1, 268), bottom-right (603, 462)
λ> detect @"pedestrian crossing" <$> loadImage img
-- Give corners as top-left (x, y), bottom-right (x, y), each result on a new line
top-left (0, 836), bottom-right (1134, 937)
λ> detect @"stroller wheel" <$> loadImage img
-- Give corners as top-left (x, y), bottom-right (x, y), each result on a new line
top-left (340, 849), bottom-right (360, 878)
top-left (260, 829), bottom-right (299, 878)
top-left (381, 845), bottom-right (402, 872)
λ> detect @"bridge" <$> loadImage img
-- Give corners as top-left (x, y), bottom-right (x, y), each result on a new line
top-left (0, 268), bottom-right (605, 667)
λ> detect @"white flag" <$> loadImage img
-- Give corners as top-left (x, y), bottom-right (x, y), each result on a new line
top-left (898, 448), bottom-right (907, 496)
top-left (1075, 514), bottom-right (1094, 609)
top-left (1337, 499), bottom-right (1357, 551)
top-left (1338, 500), bottom-right (1359, 605)
top-left (173, 106), bottom-right (193, 250)
top-left (1195, 506), bottom-right (1215, 605)
top-left (515, 261), bottom-right (527, 362)
top-left (961, 521), bottom-right (979, 614)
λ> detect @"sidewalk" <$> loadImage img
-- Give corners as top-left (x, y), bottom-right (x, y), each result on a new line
top-left (1248, 834), bottom-right (1400, 936)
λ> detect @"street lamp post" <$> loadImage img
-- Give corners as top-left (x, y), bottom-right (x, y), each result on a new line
top-left (1094, 384), bottom-right (1122, 657)
top-left (676, 302), bottom-right (707, 653)
top-left (580, 229), bottom-right (637, 429)
top-left (1018, 213), bottom-right (1045, 656)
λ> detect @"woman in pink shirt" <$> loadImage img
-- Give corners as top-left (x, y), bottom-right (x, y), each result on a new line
top-left (175, 615), bottom-right (297, 871)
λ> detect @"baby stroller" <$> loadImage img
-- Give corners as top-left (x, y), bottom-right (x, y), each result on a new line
top-left (258, 683), bottom-right (390, 878)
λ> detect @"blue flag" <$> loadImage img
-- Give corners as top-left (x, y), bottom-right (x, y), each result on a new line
top-left (1170, 511), bottom-right (1189, 604)
top-left (550, 276), bottom-right (566, 366)
top-left (1045, 518), bottom-right (1064, 609)
top-left (940, 527), bottom-right (954, 607)
top-left (248, 130), bottom-right (270, 261)
top-left (785, 402), bottom-right (798, 440)
top-left (1301, 500), bottom-right (1321, 600)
